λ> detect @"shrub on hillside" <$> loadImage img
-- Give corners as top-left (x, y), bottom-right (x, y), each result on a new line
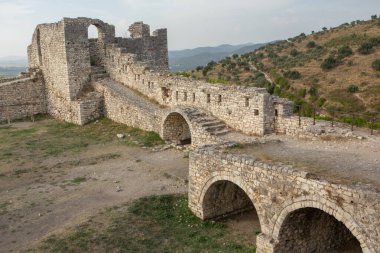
top-left (175, 72), bottom-right (191, 78)
top-left (317, 97), bottom-right (326, 107)
top-left (347, 85), bottom-right (359, 93)
top-left (372, 59), bottom-right (380, 71)
top-left (368, 37), bottom-right (380, 47)
top-left (306, 41), bottom-right (317, 48)
top-left (284, 70), bottom-right (301, 79)
top-left (321, 56), bottom-right (339, 70)
top-left (298, 88), bottom-right (306, 98)
top-left (290, 49), bottom-right (299, 57)
top-left (337, 45), bottom-right (353, 59)
top-left (309, 86), bottom-right (318, 97)
top-left (358, 42), bottom-right (374, 54)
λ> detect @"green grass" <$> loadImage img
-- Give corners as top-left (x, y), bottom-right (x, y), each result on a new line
top-left (35, 195), bottom-right (256, 253)
top-left (71, 177), bottom-right (87, 184)
top-left (0, 117), bottom-right (164, 162)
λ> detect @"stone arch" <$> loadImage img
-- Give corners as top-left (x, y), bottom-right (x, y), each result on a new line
top-left (88, 24), bottom-right (99, 39)
top-left (272, 200), bottom-right (373, 253)
top-left (87, 23), bottom-right (103, 67)
top-left (198, 174), bottom-right (264, 229)
top-left (162, 109), bottom-right (193, 145)
top-left (36, 28), bottom-right (43, 66)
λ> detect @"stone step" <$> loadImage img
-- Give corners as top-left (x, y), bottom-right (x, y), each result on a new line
top-left (91, 73), bottom-right (110, 80)
top-left (211, 129), bottom-right (230, 136)
top-left (91, 69), bottom-right (107, 74)
top-left (201, 121), bottom-right (225, 127)
top-left (195, 117), bottom-right (218, 123)
top-left (190, 112), bottom-right (206, 117)
top-left (205, 124), bottom-right (227, 132)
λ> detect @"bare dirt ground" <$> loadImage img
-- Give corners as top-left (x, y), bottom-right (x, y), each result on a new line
top-left (3, 119), bottom-right (374, 252)
top-left (0, 137), bottom-right (189, 252)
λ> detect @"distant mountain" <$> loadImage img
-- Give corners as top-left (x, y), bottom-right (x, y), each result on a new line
top-left (0, 56), bottom-right (28, 77)
top-left (169, 43), bottom-right (266, 72)
top-left (0, 56), bottom-right (28, 68)
top-left (0, 67), bottom-right (27, 77)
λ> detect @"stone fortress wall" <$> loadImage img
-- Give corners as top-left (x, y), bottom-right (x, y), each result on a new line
top-left (0, 17), bottom-right (379, 253)
top-left (0, 73), bottom-right (46, 122)
top-left (23, 17), bottom-right (297, 137)
top-left (1, 17), bottom-right (353, 140)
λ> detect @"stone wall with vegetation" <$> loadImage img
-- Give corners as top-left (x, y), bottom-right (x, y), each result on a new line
top-left (188, 145), bottom-right (380, 253)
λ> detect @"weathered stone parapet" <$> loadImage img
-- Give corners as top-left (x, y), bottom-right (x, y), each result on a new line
top-left (0, 77), bottom-right (46, 123)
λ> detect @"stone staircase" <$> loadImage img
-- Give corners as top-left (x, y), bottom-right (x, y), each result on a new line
top-left (184, 108), bottom-right (230, 137)
top-left (91, 66), bottom-right (109, 81)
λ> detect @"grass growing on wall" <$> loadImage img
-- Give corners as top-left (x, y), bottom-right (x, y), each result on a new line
top-left (34, 195), bottom-right (256, 253)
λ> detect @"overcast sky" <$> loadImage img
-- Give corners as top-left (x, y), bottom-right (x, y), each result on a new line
top-left (0, 0), bottom-right (378, 57)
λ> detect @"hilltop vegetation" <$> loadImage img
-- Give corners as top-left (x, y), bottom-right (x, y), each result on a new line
top-left (189, 17), bottom-right (380, 120)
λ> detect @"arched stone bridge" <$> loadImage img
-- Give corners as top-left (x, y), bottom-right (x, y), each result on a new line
top-left (93, 79), bottom-right (379, 253)
top-left (188, 146), bottom-right (380, 253)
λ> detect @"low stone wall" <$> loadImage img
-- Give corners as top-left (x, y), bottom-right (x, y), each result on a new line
top-left (188, 145), bottom-right (380, 253)
top-left (93, 80), bottom-right (162, 133)
top-left (0, 78), bottom-right (46, 123)
top-left (76, 93), bottom-right (104, 125)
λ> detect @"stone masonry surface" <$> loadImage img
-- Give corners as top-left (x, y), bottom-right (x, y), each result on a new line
top-left (0, 17), bottom-right (379, 253)
top-left (188, 144), bottom-right (380, 253)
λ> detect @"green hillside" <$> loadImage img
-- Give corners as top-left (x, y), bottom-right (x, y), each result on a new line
top-left (188, 17), bottom-right (380, 126)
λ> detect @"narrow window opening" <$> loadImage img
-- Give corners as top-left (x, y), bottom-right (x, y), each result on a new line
top-left (275, 109), bottom-right (278, 117)
top-left (254, 109), bottom-right (259, 116)
top-left (184, 91), bottom-right (187, 101)
top-left (245, 97), bottom-right (249, 107)
top-left (176, 91), bottom-right (179, 101)
top-left (218, 94), bottom-right (222, 104)
top-left (207, 94), bottom-right (211, 103)
top-left (193, 93), bottom-right (196, 102)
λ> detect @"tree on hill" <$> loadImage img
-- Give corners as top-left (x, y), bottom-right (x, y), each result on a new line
top-left (347, 85), bottom-right (359, 93)
top-left (284, 70), bottom-right (301, 79)
top-left (358, 42), bottom-right (374, 54)
top-left (321, 56), bottom-right (340, 70)
top-left (306, 41), bottom-right (317, 48)
top-left (290, 49), bottom-right (299, 57)
top-left (337, 45), bottom-right (353, 59)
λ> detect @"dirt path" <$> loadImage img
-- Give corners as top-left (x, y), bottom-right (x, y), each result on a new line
top-left (232, 134), bottom-right (380, 189)
top-left (0, 143), bottom-right (189, 253)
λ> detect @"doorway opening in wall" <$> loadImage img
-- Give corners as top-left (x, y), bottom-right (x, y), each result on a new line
top-left (202, 180), bottom-right (261, 247)
top-left (162, 112), bottom-right (192, 146)
top-left (88, 24), bottom-right (100, 67)
top-left (275, 207), bottom-right (362, 253)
